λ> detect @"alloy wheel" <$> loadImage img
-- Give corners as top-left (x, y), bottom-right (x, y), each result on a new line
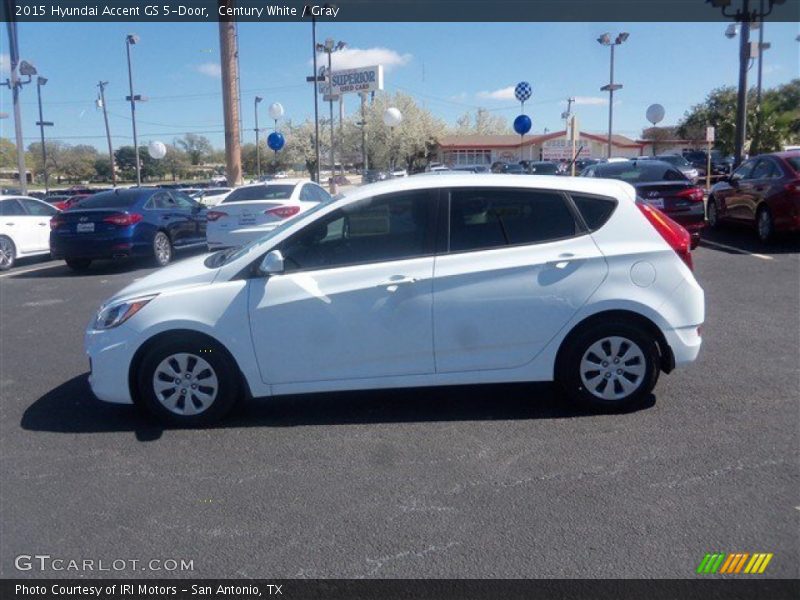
top-left (152, 353), bottom-right (219, 416)
top-left (579, 336), bottom-right (646, 401)
top-left (707, 200), bottom-right (718, 227)
top-left (0, 238), bottom-right (13, 269)
top-left (154, 233), bottom-right (172, 265)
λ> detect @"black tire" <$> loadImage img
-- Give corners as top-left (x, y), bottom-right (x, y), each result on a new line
top-left (706, 196), bottom-right (720, 229)
top-left (152, 231), bottom-right (174, 267)
top-left (0, 235), bottom-right (16, 271)
top-left (136, 334), bottom-right (241, 426)
top-left (756, 205), bottom-right (774, 244)
top-left (65, 258), bottom-right (92, 271)
top-left (557, 319), bottom-right (660, 412)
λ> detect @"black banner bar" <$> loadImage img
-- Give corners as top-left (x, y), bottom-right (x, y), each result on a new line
top-left (2, 579), bottom-right (800, 600)
top-left (2, 0), bottom-right (800, 22)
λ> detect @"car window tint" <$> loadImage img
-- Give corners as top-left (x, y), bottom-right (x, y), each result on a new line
top-left (750, 159), bottom-right (777, 180)
top-left (0, 199), bottom-right (26, 216)
top-left (20, 198), bottom-right (58, 216)
top-left (149, 192), bottom-right (173, 209)
top-left (280, 190), bottom-right (435, 271)
top-left (571, 194), bottom-right (617, 231)
top-left (449, 188), bottom-right (578, 252)
top-left (171, 191), bottom-right (196, 209)
top-left (299, 185), bottom-right (314, 202)
top-left (223, 184), bottom-right (295, 203)
top-left (595, 162), bottom-right (686, 183)
top-left (732, 159), bottom-right (757, 180)
top-left (76, 191), bottom-right (139, 209)
top-left (785, 156), bottom-right (800, 173)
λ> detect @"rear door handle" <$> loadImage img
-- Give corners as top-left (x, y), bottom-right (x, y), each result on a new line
top-left (545, 253), bottom-right (578, 269)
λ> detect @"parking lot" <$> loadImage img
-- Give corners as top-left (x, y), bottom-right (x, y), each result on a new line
top-left (0, 226), bottom-right (798, 579)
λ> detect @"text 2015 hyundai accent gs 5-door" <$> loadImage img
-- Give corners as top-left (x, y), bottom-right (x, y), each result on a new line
top-left (85, 174), bottom-right (704, 426)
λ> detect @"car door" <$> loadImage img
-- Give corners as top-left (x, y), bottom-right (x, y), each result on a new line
top-left (0, 199), bottom-right (39, 254)
top-left (724, 159), bottom-right (758, 220)
top-left (171, 190), bottom-right (207, 243)
top-left (433, 187), bottom-right (608, 373)
top-left (247, 189), bottom-right (438, 385)
top-left (19, 198), bottom-right (58, 250)
top-left (152, 191), bottom-right (193, 246)
top-left (743, 158), bottom-right (778, 222)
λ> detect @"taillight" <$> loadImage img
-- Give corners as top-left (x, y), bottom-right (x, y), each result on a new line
top-left (207, 210), bottom-right (228, 222)
top-left (50, 215), bottom-right (65, 230)
top-left (785, 180), bottom-right (800, 195)
top-left (265, 205), bottom-right (301, 219)
top-left (675, 187), bottom-right (704, 202)
top-left (103, 212), bottom-right (143, 226)
top-left (637, 202), bottom-right (693, 271)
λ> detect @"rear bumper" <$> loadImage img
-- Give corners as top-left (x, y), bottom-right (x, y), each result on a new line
top-left (51, 237), bottom-right (152, 260)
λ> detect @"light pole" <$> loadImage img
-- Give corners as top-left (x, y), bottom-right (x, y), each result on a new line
top-left (597, 32), bottom-right (628, 159)
top-left (708, 0), bottom-right (785, 166)
top-left (254, 96), bottom-right (263, 179)
top-left (35, 76), bottom-right (53, 194)
top-left (125, 34), bottom-right (142, 186)
top-left (97, 81), bottom-right (117, 187)
top-left (316, 38), bottom-right (347, 194)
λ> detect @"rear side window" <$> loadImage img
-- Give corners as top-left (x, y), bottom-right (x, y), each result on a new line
top-left (449, 188), bottom-right (578, 252)
top-left (223, 184), bottom-right (295, 203)
top-left (785, 156), bottom-right (800, 173)
top-left (20, 199), bottom-right (58, 216)
top-left (0, 199), bottom-right (26, 216)
top-left (570, 194), bottom-right (617, 231)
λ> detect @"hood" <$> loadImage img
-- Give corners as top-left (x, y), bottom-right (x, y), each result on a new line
top-left (106, 253), bottom-right (219, 305)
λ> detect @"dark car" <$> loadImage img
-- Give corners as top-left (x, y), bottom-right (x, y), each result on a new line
top-left (682, 150), bottom-right (729, 178)
top-left (524, 161), bottom-right (561, 175)
top-left (363, 169), bottom-right (390, 184)
top-left (707, 151), bottom-right (800, 242)
top-left (50, 187), bottom-right (207, 271)
top-left (580, 159), bottom-right (705, 245)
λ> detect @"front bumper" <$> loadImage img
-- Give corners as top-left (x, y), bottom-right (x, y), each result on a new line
top-left (85, 326), bottom-right (136, 404)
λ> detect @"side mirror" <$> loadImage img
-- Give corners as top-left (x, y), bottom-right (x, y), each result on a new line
top-left (259, 250), bottom-right (285, 275)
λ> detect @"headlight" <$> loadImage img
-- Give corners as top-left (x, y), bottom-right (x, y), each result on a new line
top-left (93, 294), bottom-right (157, 330)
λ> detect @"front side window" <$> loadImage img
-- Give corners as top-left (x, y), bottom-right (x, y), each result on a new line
top-left (170, 191), bottom-right (196, 209)
top-left (732, 159), bottom-right (757, 181)
top-left (749, 159), bottom-right (777, 180)
top-left (0, 199), bottom-right (26, 216)
top-left (449, 188), bottom-right (579, 253)
top-left (280, 190), bottom-right (436, 271)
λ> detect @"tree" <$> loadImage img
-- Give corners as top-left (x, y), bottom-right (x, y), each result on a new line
top-left (0, 138), bottom-right (17, 169)
top-left (94, 158), bottom-right (114, 181)
top-left (176, 133), bottom-right (213, 165)
top-left (452, 108), bottom-right (510, 135)
top-left (113, 146), bottom-right (165, 182)
top-left (161, 144), bottom-right (190, 181)
top-left (641, 126), bottom-right (678, 156)
top-left (61, 145), bottom-right (99, 183)
top-left (285, 119), bottom-right (327, 177)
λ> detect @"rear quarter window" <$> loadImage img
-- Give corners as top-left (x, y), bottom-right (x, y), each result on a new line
top-left (570, 194), bottom-right (617, 231)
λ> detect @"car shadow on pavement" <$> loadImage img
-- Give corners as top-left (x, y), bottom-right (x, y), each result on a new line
top-left (22, 374), bottom-right (656, 442)
top-left (700, 227), bottom-right (800, 255)
top-left (8, 259), bottom-right (151, 279)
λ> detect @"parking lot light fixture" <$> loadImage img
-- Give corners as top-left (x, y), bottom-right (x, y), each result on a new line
top-left (125, 33), bottom-right (142, 186)
top-left (318, 37), bottom-right (347, 194)
top-left (36, 75), bottom-right (53, 194)
top-left (597, 32), bottom-right (628, 158)
top-left (254, 96), bottom-right (263, 178)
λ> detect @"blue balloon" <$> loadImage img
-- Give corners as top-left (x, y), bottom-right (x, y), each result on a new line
top-left (513, 114), bottom-right (532, 136)
top-left (267, 132), bottom-right (285, 151)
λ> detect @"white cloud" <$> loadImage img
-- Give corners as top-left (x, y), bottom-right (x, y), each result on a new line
top-left (313, 47), bottom-right (412, 72)
top-left (0, 53), bottom-right (10, 75)
top-left (763, 64), bottom-right (782, 75)
top-left (194, 62), bottom-right (221, 78)
top-left (573, 96), bottom-right (607, 106)
top-left (476, 86), bottom-right (516, 101)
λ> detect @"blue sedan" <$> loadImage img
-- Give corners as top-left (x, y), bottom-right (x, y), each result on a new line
top-left (50, 187), bottom-right (207, 271)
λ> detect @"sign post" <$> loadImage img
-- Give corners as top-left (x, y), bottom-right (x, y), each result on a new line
top-left (705, 126), bottom-right (715, 191)
top-left (569, 115), bottom-right (580, 177)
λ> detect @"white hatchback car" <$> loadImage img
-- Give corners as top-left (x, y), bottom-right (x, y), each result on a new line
top-left (86, 174), bottom-right (704, 425)
top-left (0, 195), bottom-right (59, 270)
top-left (206, 179), bottom-right (331, 250)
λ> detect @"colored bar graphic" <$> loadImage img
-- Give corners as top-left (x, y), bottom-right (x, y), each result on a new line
top-left (699, 552), bottom-right (772, 575)
top-left (696, 554), bottom-right (713, 574)
top-left (758, 553), bottom-right (773, 573)
top-left (710, 553), bottom-right (726, 573)
top-left (734, 553), bottom-right (750, 573)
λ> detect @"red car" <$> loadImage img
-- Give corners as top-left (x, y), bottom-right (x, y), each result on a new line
top-left (707, 151), bottom-right (800, 242)
top-left (61, 194), bottom-right (91, 211)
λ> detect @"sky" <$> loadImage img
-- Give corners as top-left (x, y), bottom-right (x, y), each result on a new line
top-left (1, 20), bottom-right (798, 151)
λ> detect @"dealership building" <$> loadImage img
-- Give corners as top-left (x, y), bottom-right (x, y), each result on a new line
top-left (435, 130), bottom-right (698, 166)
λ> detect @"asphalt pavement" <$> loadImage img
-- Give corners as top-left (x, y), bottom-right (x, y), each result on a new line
top-left (0, 227), bottom-right (798, 579)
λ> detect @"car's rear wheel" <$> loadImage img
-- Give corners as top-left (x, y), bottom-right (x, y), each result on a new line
top-left (0, 236), bottom-right (16, 271)
top-left (153, 231), bottom-right (173, 267)
top-left (65, 258), bottom-right (92, 271)
top-left (557, 319), bottom-right (659, 412)
top-left (137, 335), bottom-right (241, 426)
top-left (756, 206), bottom-right (774, 243)
top-left (706, 196), bottom-right (720, 229)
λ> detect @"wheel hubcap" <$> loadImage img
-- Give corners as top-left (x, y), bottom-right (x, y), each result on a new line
top-left (155, 235), bottom-right (170, 263)
top-left (152, 353), bottom-right (218, 416)
top-left (758, 212), bottom-right (770, 239)
top-left (0, 239), bottom-right (11, 267)
top-left (580, 336), bottom-right (646, 401)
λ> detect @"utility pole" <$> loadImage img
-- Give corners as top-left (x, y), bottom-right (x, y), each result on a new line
top-left (254, 96), bottom-right (262, 179)
top-left (97, 81), bottom-right (117, 187)
top-left (4, 12), bottom-right (28, 195)
top-left (327, 53), bottom-right (335, 193)
top-left (598, 33), bottom-right (628, 159)
top-left (339, 95), bottom-right (344, 178)
top-left (359, 91), bottom-right (368, 173)
top-left (125, 34), bottom-right (142, 186)
top-left (734, 16), bottom-right (751, 166)
top-left (218, 2), bottom-right (243, 186)
top-left (35, 76), bottom-right (53, 194)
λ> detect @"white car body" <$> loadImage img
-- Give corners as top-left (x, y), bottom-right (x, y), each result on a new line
top-left (86, 174), bottom-right (704, 422)
top-left (0, 195), bottom-right (59, 269)
top-left (206, 179), bottom-right (331, 250)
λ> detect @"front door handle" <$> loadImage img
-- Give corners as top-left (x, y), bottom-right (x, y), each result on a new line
top-left (377, 276), bottom-right (418, 291)
top-left (545, 253), bottom-right (577, 269)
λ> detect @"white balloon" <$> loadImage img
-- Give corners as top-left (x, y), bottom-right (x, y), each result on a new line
top-left (148, 140), bottom-right (167, 160)
top-left (646, 104), bottom-right (665, 125)
top-left (383, 107), bottom-right (402, 127)
top-left (268, 102), bottom-right (285, 120)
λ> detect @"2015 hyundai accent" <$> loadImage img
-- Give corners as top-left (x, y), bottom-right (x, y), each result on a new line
top-left (85, 174), bottom-right (704, 426)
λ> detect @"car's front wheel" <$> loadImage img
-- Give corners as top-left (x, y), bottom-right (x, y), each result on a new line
top-left (756, 206), bottom-right (774, 243)
top-left (706, 196), bottom-right (720, 229)
top-left (152, 231), bottom-right (174, 267)
top-left (557, 319), bottom-right (660, 412)
top-left (0, 236), bottom-right (16, 271)
top-left (137, 335), bottom-right (241, 426)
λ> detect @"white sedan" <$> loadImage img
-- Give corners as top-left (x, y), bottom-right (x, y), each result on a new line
top-left (85, 173), bottom-right (704, 426)
top-left (206, 179), bottom-right (331, 250)
top-left (0, 195), bottom-right (59, 270)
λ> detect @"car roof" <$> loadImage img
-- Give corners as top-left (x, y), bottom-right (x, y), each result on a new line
top-left (240, 179), bottom-right (308, 188)
top-left (0, 194), bottom-right (42, 201)
top-left (341, 173), bottom-right (634, 202)
top-left (771, 150), bottom-right (800, 159)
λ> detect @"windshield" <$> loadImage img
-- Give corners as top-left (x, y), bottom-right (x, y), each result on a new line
top-left (595, 162), bottom-right (687, 183)
top-left (75, 191), bottom-right (140, 209)
top-left (658, 155), bottom-right (690, 167)
top-left (206, 198), bottom-right (334, 268)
